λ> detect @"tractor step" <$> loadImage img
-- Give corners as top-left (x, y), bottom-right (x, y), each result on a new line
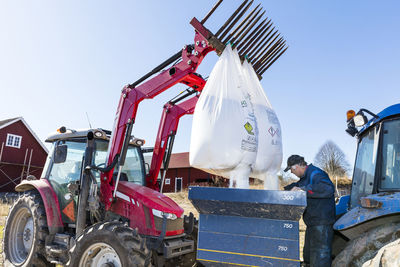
top-left (50, 259), bottom-right (65, 265)
top-left (46, 243), bottom-right (69, 265)
top-left (46, 244), bottom-right (67, 254)
top-left (45, 233), bottom-right (71, 265)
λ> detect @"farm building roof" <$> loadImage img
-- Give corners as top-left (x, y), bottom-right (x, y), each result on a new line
top-left (0, 117), bottom-right (48, 153)
top-left (162, 152), bottom-right (190, 169)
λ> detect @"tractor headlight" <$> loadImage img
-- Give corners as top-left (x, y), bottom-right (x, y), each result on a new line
top-left (152, 209), bottom-right (177, 220)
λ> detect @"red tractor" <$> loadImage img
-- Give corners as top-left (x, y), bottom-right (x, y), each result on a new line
top-left (2, 1), bottom-right (287, 266)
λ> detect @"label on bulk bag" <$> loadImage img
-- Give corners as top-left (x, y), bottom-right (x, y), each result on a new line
top-left (241, 58), bottom-right (283, 190)
top-left (241, 93), bottom-right (257, 152)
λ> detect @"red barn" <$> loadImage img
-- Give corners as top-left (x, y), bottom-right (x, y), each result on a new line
top-left (160, 152), bottom-right (228, 193)
top-left (0, 117), bottom-right (48, 192)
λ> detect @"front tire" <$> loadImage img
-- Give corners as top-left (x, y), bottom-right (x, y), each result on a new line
top-left (67, 221), bottom-right (150, 267)
top-left (3, 191), bottom-right (53, 267)
top-left (333, 223), bottom-right (400, 267)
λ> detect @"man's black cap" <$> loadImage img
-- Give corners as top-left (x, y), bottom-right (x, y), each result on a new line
top-left (284, 155), bottom-right (305, 172)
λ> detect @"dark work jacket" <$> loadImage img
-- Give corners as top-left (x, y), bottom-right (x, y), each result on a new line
top-left (284, 164), bottom-right (335, 226)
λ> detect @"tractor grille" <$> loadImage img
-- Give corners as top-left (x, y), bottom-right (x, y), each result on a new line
top-left (154, 216), bottom-right (183, 232)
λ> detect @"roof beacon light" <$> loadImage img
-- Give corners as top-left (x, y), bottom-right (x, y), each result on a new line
top-left (94, 131), bottom-right (103, 138)
top-left (57, 126), bottom-right (67, 133)
top-left (132, 138), bottom-right (145, 146)
top-left (346, 110), bottom-right (355, 122)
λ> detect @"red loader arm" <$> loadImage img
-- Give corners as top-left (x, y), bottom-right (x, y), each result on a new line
top-left (100, 24), bottom-right (212, 209)
top-left (146, 93), bottom-right (202, 191)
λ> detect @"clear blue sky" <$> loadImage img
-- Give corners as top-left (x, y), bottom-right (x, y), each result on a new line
top-left (1, 1), bottom-right (399, 172)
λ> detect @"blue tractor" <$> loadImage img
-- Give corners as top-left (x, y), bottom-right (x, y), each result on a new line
top-left (332, 103), bottom-right (400, 266)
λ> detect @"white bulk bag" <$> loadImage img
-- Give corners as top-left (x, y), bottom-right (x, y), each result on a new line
top-left (241, 58), bottom-right (283, 190)
top-left (189, 46), bottom-right (257, 188)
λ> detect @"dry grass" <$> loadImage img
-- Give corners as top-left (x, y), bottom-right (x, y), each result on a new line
top-left (165, 190), bottom-right (199, 218)
top-left (0, 203), bottom-right (10, 265)
top-left (334, 176), bottom-right (352, 186)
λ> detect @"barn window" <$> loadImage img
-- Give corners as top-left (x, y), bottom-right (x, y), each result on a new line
top-left (165, 178), bottom-right (170, 185)
top-left (6, 134), bottom-right (22, 148)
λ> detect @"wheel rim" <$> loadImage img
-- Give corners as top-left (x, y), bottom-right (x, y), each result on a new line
top-left (79, 242), bottom-right (122, 267)
top-left (7, 206), bottom-right (34, 264)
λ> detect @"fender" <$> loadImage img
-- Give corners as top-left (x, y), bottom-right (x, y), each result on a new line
top-left (334, 192), bottom-right (400, 239)
top-left (16, 179), bottom-right (64, 235)
top-left (335, 194), bottom-right (350, 217)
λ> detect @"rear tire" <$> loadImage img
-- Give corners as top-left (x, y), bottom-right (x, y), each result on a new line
top-left (333, 223), bottom-right (400, 267)
top-left (3, 191), bottom-right (54, 267)
top-left (67, 221), bottom-right (151, 267)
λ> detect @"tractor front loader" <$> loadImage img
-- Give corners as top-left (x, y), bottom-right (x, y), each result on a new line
top-left (3, 1), bottom-right (287, 266)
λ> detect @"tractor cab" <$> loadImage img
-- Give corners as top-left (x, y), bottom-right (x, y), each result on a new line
top-left (42, 127), bottom-right (146, 224)
top-left (345, 104), bottom-right (400, 209)
top-left (334, 104), bottom-right (400, 239)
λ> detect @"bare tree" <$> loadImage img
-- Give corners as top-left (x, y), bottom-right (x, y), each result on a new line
top-left (314, 140), bottom-right (350, 179)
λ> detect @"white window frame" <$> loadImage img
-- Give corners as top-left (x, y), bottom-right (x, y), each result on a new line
top-left (175, 177), bottom-right (183, 193)
top-left (165, 178), bottom-right (170, 185)
top-left (6, 134), bottom-right (22, 149)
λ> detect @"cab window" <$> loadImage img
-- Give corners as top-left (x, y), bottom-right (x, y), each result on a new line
top-left (350, 126), bottom-right (380, 208)
top-left (48, 141), bottom-right (86, 184)
top-left (379, 119), bottom-right (400, 190)
top-left (94, 140), bottom-right (145, 185)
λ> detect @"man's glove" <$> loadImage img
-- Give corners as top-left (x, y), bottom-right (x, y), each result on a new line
top-left (290, 186), bottom-right (303, 192)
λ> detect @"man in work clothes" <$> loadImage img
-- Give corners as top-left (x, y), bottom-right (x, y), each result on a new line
top-left (284, 155), bottom-right (335, 267)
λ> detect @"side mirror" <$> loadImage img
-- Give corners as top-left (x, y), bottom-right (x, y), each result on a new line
top-left (345, 118), bottom-right (358, 137)
top-left (345, 125), bottom-right (358, 137)
top-left (54, 144), bottom-right (67, 164)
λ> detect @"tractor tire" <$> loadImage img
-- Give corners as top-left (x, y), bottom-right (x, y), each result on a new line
top-left (66, 221), bottom-right (151, 267)
top-left (333, 222), bottom-right (400, 267)
top-left (3, 191), bottom-right (54, 267)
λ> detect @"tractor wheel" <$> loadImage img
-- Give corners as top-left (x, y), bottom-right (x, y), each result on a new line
top-left (66, 221), bottom-right (151, 267)
top-left (3, 191), bottom-right (54, 267)
top-left (333, 222), bottom-right (400, 267)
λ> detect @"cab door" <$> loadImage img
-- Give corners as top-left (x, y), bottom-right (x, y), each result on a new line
top-left (47, 140), bottom-right (86, 224)
top-left (378, 119), bottom-right (400, 190)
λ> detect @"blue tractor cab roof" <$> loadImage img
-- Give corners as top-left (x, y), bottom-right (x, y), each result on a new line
top-left (359, 103), bottom-right (400, 135)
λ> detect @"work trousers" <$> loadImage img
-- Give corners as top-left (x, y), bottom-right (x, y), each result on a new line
top-left (303, 224), bottom-right (333, 267)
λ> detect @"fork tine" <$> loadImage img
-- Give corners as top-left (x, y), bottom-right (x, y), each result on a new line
top-left (201, 0), bottom-right (224, 24)
top-left (220, 1), bottom-right (256, 42)
top-left (232, 10), bottom-right (265, 49)
top-left (259, 46), bottom-right (288, 75)
top-left (249, 31), bottom-right (280, 63)
top-left (240, 20), bottom-right (272, 56)
top-left (215, 0), bottom-right (250, 38)
top-left (236, 18), bottom-right (268, 51)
